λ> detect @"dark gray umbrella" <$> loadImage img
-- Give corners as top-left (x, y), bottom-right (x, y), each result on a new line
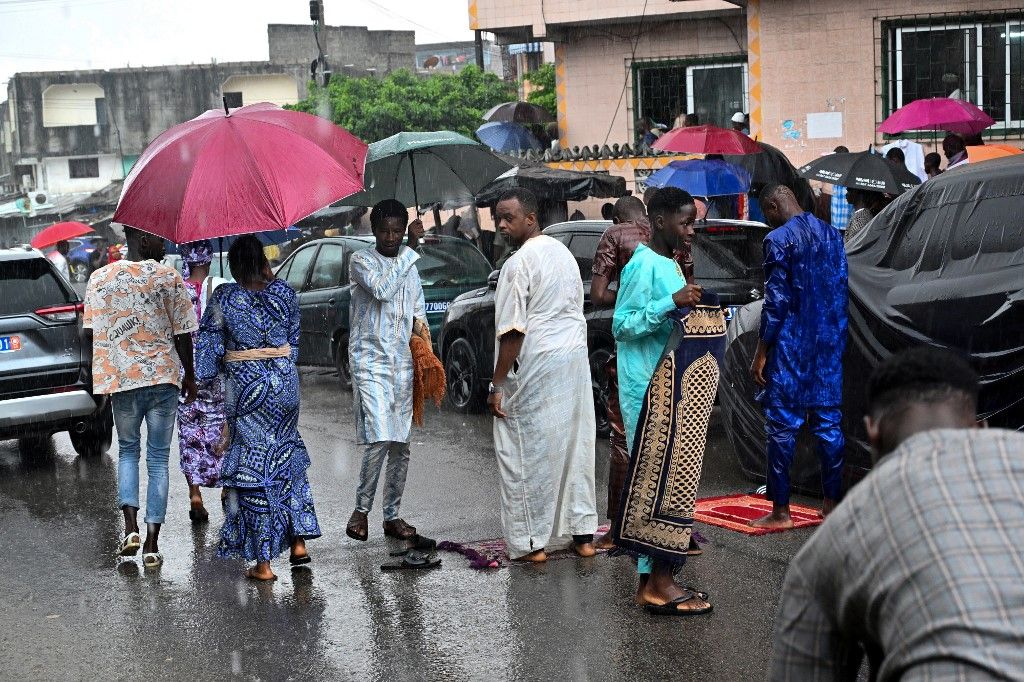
top-left (482, 101), bottom-right (555, 124)
top-left (798, 151), bottom-right (921, 195)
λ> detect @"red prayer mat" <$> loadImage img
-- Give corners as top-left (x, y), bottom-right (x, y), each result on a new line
top-left (694, 494), bottom-right (823, 536)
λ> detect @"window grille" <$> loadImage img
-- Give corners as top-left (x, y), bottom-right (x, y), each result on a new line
top-left (876, 9), bottom-right (1024, 139)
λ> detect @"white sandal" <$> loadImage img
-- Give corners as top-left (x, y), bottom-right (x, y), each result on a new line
top-left (118, 532), bottom-right (141, 557)
top-left (142, 552), bottom-right (163, 568)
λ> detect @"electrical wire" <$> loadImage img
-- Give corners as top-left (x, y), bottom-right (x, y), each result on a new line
top-left (602, 0), bottom-right (650, 147)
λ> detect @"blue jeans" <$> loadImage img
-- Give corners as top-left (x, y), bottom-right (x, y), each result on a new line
top-left (111, 384), bottom-right (180, 525)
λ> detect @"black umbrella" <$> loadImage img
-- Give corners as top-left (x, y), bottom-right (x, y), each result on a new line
top-left (798, 151), bottom-right (921, 195)
top-left (473, 160), bottom-right (627, 207)
top-left (724, 142), bottom-right (816, 212)
top-left (482, 101), bottom-right (555, 124)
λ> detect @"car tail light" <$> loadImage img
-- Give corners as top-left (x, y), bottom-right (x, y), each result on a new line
top-left (704, 226), bottom-right (742, 235)
top-left (35, 302), bottom-right (84, 322)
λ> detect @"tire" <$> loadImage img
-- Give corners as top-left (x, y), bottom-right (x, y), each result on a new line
top-left (334, 337), bottom-right (352, 391)
top-left (445, 337), bottom-right (485, 413)
top-left (70, 402), bottom-right (113, 458)
top-left (70, 262), bottom-right (89, 283)
top-left (589, 346), bottom-right (613, 439)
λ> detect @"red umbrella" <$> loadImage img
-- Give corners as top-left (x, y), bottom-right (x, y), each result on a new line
top-left (877, 98), bottom-right (995, 137)
top-left (653, 124), bottom-right (762, 155)
top-left (30, 221), bottom-right (93, 249)
top-left (113, 102), bottom-right (368, 243)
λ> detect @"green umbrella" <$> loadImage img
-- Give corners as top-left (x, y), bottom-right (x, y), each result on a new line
top-left (345, 131), bottom-right (513, 208)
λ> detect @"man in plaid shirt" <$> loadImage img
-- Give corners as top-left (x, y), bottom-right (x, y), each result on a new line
top-left (829, 146), bottom-right (852, 230)
top-left (771, 347), bottom-right (1024, 680)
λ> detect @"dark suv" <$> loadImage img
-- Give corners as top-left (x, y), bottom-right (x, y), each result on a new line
top-left (438, 218), bottom-right (768, 430)
top-left (0, 247), bottom-right (112, 456)
top-left (274, 235), bottom-right (493, 387)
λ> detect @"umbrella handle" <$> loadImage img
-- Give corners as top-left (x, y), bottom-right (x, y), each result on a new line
top-left (409, 151), bottom-right (419, 210)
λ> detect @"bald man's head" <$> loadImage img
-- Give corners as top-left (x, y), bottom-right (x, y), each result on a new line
top-left (613, 195), bottom-right (647, 224)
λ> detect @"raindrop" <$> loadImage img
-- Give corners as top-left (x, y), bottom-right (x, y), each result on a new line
top-left (231, 650), bottom-right (243, 675)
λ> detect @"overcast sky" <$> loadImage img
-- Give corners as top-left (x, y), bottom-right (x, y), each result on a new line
top-left (0, 0), bottom-right (474, 89)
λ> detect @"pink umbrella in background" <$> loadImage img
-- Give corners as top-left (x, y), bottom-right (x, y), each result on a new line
top-left (113, 102), bottom-right (368, 243)
top-left (877, 97), bottom-right (995, 137)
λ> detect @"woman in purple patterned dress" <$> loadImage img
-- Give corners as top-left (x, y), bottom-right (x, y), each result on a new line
top-left (176, 240), bottom-right (227, 522)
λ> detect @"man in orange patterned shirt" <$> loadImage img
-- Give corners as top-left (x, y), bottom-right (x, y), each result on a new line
top-left (84, 226), bottom-right (198, 568)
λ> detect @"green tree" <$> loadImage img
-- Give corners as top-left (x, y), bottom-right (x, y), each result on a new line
top-left (289, 66), bottom-right (515, 142)
top-left (522, 63), bottom-right (556, 118)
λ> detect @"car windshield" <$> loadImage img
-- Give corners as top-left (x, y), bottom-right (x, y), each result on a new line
top-left (692, 226), bottom-right (767, 281)
top-left (0, 258), bottom-right (73, 316)
top-left (413, 239), bottom-right (491, 287)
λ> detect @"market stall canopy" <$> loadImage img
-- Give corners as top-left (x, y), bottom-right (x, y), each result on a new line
top-left (473, 160), bottom-right (627, 207)
top-left (877, 97), bottom-right (995, 136)
top-left (797, 150), bottom-right (921, 195)
top-left (113, 102), bottom-right (367, 243)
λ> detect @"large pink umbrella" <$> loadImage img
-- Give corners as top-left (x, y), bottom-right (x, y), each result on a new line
top-left (877, 98), bottom-right (995, 137)
top-left (113, 102), bottom-right (368, 243)
top-left (653, 124), bottom-right (762, 155)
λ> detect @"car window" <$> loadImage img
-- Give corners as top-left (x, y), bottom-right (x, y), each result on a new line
top-left (549, 232), bottom-right (572, 246)
top-left (568, 233), bottom-right (601, 283)
top-left (283, 246), bottom-right (316, 291)
top-left (0, 258), bottom-right (72, 316)
top-left (692, 226), bottom-right (767, 281)
top-left (414, 239), bottom-right (490, 287)
top-left (308, 244), bottom-right (345, 290)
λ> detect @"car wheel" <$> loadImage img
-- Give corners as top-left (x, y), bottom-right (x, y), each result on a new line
top-left (445, 337), bottom-right (484, 413)
top-left (70, 262), bottom-right (89, 283)
top-left (70, 402), bottom-right (113, 458)
top-left (334, 337), bottom-right (352, 391)
top-left (589, 346), bottom-right (612, 439)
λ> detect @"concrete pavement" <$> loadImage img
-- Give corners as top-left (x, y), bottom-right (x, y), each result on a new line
top-left (0, 368), bottom-right (822, 681)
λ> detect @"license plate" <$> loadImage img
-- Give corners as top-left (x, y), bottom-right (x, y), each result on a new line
top-left (425, 301), bottom-right (450, 314)
top-left (0, 335), bottom-right (22, 352)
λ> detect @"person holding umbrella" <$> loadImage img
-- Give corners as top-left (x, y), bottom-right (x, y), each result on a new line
top-left (345, 200), bottom-right (428, 543)
top-left (749, 185), bottom-right (848, 529)
top-left (47, 240), bottom-right (70, 281)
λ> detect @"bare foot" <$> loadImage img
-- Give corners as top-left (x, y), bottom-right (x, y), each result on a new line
top-left (290, 538), bottom-right (308, 562)
top-left (594, 533), bottom-right (615, 550)
top-left (749, 510), bottom-right (794, 530)
top-left (246, 563), bottom-right (277, 581)
top-left (639, 580), bottom-right (711, 613)
top-left (573, 542), bottom-right (596, 558)
top-left (512, 549), bottom-right (547, 563)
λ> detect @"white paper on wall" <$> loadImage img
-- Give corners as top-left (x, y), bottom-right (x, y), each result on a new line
top-left (806, 112), bottom-right (843, 139)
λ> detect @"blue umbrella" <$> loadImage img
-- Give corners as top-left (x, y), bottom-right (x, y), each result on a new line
top-left (647, 159), bottom-right (752, 197)
top-left (475, 121), bottom-right (543, 153)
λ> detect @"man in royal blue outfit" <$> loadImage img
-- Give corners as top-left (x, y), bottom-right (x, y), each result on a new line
top-left (749, 184), bottom-right (848, 529)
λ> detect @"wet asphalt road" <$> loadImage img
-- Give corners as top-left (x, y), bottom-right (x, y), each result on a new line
top-left (0, 368), bottom-right (824, 681)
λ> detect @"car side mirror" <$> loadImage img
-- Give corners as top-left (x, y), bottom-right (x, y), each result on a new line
top-left (487, 270), bottom-right (500, 290)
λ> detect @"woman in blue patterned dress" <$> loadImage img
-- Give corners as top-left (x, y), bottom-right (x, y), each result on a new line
top-left (196, 235), bottom-right (320, 581)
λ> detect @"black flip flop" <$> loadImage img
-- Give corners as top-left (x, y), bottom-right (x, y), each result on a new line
top-left (644, 594), bottom-right (713, 617)
top-left (380, 550), bottom-right (441, 571)
top-left (290, 555), bottom-right (311, 566)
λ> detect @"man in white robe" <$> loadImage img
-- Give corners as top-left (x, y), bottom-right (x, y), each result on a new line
top-left (488, 188), bottom-right (598, 562)
top-left (346, 199), bottom-right (426, 542)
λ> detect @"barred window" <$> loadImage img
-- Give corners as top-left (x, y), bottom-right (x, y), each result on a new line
top-left (633, 55), bottom-right (748, 139)
top-left (885, 12), bottom-right (1024, 130)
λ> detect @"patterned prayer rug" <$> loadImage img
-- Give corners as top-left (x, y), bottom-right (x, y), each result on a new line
top-left (694, 494), bottom-right (823, 536)
top-left (438, 525), bottom-right (611, 569)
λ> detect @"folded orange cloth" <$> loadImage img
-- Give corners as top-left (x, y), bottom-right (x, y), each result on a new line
top-left (411, 333), bottom-right (445, 427)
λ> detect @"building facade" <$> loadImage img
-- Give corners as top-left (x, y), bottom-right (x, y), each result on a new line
top-left (472, 0), bottom-right (1023, 167)
top-left (0, 24), bottom-right (414, 198)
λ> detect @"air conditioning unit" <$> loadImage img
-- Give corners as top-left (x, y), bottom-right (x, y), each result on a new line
top-left (33, 191), bottom-right (49, 206)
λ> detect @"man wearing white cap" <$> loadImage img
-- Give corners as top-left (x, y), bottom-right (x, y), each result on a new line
top-left (731, 112), bottom-right (749, 135)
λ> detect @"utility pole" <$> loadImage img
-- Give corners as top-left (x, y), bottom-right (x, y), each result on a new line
top-left (474, 30), bottom-right (484, 69)
top-left (310, 0), bottom-right (330, 87)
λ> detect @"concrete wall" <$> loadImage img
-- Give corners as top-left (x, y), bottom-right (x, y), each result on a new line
top-left (41, 153), bottom-right (121, 194)
top-left (268, 24), bottom-right (415, 75)
top-left (557, 15), bottom-right (747, 148)
top-left (8, 61), bottom-right (307, 162)
top-left (221, 74), bottom-right (300, 107)
top-left (754, 0), bottom-right (1023, 165)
